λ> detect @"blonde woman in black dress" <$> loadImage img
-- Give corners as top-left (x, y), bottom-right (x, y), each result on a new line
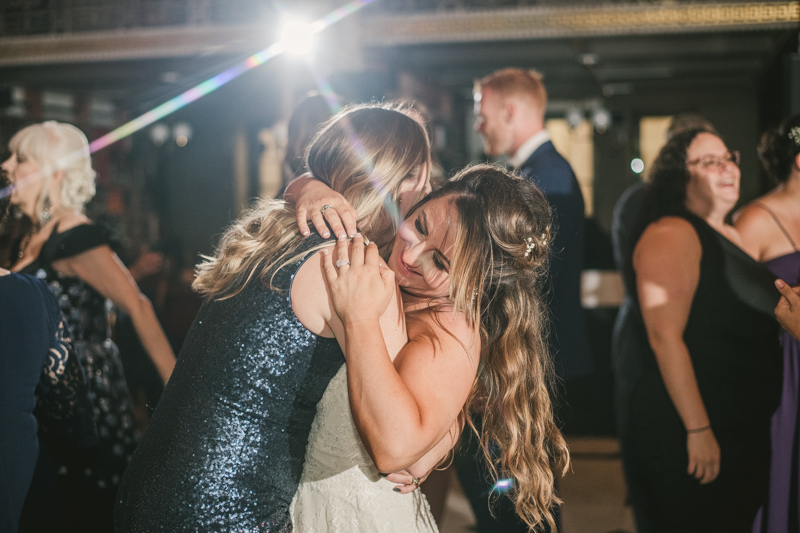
top-left (2, 122), bottom-right (176, 532)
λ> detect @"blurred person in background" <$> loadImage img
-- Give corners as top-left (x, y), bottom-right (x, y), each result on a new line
top-left (734, 113), bottom-right (800, 533)
top-left (1, 121), bottom-right (176, 532)
top-left (473, 67), bottom-right (590, 383)
top-left (0, 168), bottom-right (97, 533)
top-left (611, 114), bottom-right (716, 532)
top-left (626, 128), bottom-right (781, 532)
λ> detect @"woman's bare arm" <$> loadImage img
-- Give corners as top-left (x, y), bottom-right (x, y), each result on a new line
top-left (322, 236), bottom-right (479, 473)
top-left (53, 246), bottom-right (176, 384)
top-left (634, 217), bottom-right (720, 484)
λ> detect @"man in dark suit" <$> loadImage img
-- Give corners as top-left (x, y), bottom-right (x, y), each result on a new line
top-left (454, 68), bottom-right (591, 533)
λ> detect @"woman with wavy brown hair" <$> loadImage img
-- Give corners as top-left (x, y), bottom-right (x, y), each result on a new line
top-left (288, 164), bottom-right (567, 532)
top-left (293, 165), bottom-right (568, 532)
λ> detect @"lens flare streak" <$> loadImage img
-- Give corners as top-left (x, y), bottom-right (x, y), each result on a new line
top-left (0, 0), bottom-right (378, 202)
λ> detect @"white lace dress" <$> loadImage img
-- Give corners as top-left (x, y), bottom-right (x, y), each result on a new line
top-left (290, 365), bottom-right (439, 532)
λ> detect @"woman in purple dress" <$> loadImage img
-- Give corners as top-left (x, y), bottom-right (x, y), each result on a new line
top-left (736, 113), bottom-right (800, 532)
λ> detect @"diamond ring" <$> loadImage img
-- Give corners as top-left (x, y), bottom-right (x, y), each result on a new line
top-left (335, 259), bottom-right (350, 268)
top-left (321, 204), bottom-right (334, 215)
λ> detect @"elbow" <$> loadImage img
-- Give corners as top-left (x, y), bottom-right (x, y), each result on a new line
top-left (372, 454), bottom-right (411, 475)
top-left (646, 327), bottom-right (684, 355)
top-left (129, 293), bottom-right (156, 321)
top-left (370, 442), bottom-right (420, 474)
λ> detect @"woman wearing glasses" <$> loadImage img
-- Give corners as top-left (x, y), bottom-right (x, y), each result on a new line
top-left (735, 113), bottom-right (800, 533)
top-left (624, 129), bottom-right (782, 532)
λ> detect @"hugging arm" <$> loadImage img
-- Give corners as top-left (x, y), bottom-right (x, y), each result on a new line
top-left (285, 174), bottom-right (358, 239)
top-left (635, 217), bottom-right (720, 484)
top-left (322, 236), bottom-right (478, 474)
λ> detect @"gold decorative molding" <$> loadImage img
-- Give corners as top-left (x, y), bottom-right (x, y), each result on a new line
top-left (361, 2), bottom-right (800, 45)
top-left (0, 2), bottom-right (796, 66)
top-left (0, 24), bottom-right (273, 67)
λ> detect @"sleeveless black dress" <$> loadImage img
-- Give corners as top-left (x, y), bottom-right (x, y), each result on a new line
top-left (19, 224), bottom-right (139, 532)
top-left (626, 214), bottom-right (782, 533)
top-left (115, 234), bottom-right (345, 532)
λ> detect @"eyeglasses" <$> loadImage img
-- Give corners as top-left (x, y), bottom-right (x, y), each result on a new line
top-left (687, 151), bottom-right (740, 171)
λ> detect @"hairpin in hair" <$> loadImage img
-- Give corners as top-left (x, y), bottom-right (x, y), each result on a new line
top-left (789, 126), bottom-right (800, 147)
top-left (524, 237), bottom-right (536, 257)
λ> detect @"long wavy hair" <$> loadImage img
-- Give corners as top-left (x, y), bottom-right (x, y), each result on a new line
top-left (193, 102), bottom-right (431, 300)
top-left (410, 164), bottom-right (569, 530)
top-left (633, 127), bottom-right (712, 244)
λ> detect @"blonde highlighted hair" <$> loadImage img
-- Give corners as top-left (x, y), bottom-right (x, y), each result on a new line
top-left (9, 121), bottom-right (96, 222)
top-left (410, 164), bottom-right (568, 530)
top-left (194, 102), bottom-right (431, 300)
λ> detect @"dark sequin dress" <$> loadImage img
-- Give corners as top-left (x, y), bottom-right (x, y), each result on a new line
top-left (115, 233), bottom-right (345, 533)
top-left (19, 224), bottom-right (139, 532)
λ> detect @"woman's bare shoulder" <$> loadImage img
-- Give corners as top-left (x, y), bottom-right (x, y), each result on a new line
top-left (734, 201), bottom-right (775, 229)
top-left (639, 216), bottom-right (698, 248)
top-left (635, 217), bottom-right (701, 266)
top-left (55, 211), bottom-right (92, 232)
top-left (407, 305), bottom-right (479, 359)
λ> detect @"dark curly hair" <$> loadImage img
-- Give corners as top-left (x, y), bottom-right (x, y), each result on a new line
top-left (0, 168), bottom-right (11, 227)
top-left (634, 128), bottom-right (716, 243)
top-left (758, 113), bottom-right (800, 184)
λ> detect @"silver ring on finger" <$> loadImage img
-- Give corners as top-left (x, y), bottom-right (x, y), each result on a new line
top-left (335, 259), bottom-right (350, 268)
top-left (321, 205), bottom-right (334, 216)
top-left (412, 476), bottom-right (421, 487)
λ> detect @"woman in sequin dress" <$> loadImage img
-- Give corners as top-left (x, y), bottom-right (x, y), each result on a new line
top-left (2, 122), bottom-right (177, 532)
top-left (735, 113), bottom-right (800, 533)
top-left (114, 103), bottom-right (434, 532)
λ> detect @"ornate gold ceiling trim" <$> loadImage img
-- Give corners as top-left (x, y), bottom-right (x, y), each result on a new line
top-left (361, 2), bottom-right (800, 45)
top-left (0, 24), bottom-right (271, 67)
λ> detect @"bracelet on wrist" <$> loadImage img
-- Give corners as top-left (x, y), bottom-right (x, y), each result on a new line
top-left (686, 425), bottom-right (711, 434)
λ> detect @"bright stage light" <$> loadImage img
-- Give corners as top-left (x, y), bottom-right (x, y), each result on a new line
top-left (631, 158), bottom-right (645, 174)
top-left (278, 18), bottom-right (318, 57)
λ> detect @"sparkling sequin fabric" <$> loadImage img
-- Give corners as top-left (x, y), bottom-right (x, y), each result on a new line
top-left (20, 224), bottom-right (138, 530)
top-left (115, 234), bottom-right (345, 533)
